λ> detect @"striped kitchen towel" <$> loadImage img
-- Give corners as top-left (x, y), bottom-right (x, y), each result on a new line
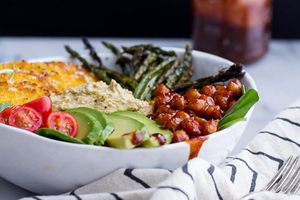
top-left (21, 98), bottom-right (300, 200)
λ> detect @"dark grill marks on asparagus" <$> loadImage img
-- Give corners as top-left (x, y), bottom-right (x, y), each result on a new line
top-left (102, 41), bottom-right (128, 75)
top-left (175, 43), bottom-right (194, 84)
top-left (165, 44), bottom-right (194, 89)
top-left (65, 38), bottom-right (245, 101)
top-left (133, 52), bottom-right (158, 82)
top-left (171, 63), bottom-right (245, 94)
top-left (64, 45), bottom-right (138, 91)
top-left (122, 44), bottom-right (177, 57)
top-left (82, 36), bottom-right (103, 67)
top-left (133, 56), bottom-right (177, 100)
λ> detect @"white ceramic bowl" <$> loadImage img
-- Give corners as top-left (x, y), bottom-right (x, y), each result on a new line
top-left (0, 47), bottom-right (256, 195)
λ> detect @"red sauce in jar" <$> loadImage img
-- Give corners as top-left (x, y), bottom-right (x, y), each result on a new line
top-left (192, 0), bottom-right (272, 63)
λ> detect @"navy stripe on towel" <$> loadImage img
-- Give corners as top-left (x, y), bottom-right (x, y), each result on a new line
top-left (70, 191), bottom-right (82, 200)
top-left (182, 163), bottom-right (194, 181)
top-left (227, 157), bottom-right (258, 192)
top-left (285, 106), bottom-right (300, 110)
top-left (224, 164), bottom-right (237, 183)
top-left (31, 197), bottom-right (42, 200)
top-left (208, 165), bottom-right (223, 200)
top-left (124, 168), bottom-right (151, 188)
top-left (274, 117), bottom-right (300, 128)
top-left (260, 131), bottom-right (300, 148)
top-left (243, 148), bottom-right (284, 169)
top-left (111, 193), bottom-right (123, 200)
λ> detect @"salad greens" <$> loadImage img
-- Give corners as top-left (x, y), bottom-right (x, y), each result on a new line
top-left (218, 88), bottom-right (259, 130)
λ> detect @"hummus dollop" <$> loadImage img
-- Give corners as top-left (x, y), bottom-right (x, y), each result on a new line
top-left (50, 80), bottom-right (155, 116)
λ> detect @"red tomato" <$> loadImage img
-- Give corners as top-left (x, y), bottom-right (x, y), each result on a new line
top-left (0, 105), bottom-right (22, 124)
top-left (45, 111), bottom-right (78, 137)
top-left (9, 106), bottom-right (43, 132)
top-left (0, 107), bottom-right (13, 124)
top-left (24, 96), bottom-right (52, 121)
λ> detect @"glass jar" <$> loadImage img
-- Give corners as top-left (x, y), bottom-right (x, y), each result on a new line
top-left (191, 0), bottom-right (272, 63)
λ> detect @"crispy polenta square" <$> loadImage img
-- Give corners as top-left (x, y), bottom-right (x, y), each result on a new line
top-left (0, 81), bottom-right (51, 105)
top-left (0, 60), bottom-right (99, 105)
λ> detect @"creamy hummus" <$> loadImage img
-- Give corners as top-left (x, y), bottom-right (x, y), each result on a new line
top-left (50, 80), bottom-right (155, 116)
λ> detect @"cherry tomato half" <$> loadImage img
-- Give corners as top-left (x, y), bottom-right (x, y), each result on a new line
top-left (0, 107), bottom-right (12, 124)
top-left (0, 105), bottom-right (22, 124)
top-left (45, 111), bottom-right (78, 137)
top-left (9, 106), bottom-right (43, 132)
top-left (24, 96), bottom-right (52, 121)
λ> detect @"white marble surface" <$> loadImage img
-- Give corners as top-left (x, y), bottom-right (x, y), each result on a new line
top-left (0, 37), bottom-right (299, 199)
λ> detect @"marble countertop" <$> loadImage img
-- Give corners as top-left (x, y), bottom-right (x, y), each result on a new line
top-left (0, 37), bottom-right (299, 199)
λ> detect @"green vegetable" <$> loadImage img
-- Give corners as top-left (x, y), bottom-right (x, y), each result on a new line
top-left (0, 102), bottom-right (13, 113)
top-left (122, 44), bottom-right (177, 57)
top-left (113, 110), bottom-right (172, 146)
top-left (106, 113), bottom-right (149, 149)
top-left (65, 107), bottom-right (115, 145)
top-left (133, 52), bottom-right (158, 81)
top-left (65, 111), bottom-right (104, 145)
top-left (171, 63), bottom-right (245, 94)
top-left (218, 88), bottom-right (259, 130)
top-left (0, 69), bottom-right (14, 80)
top-left (35, 128), bottom-right (85, 144)
top-left (218, 118), bottom-right (247, 130)
top-left (133, 56), bottom-right (176, 99)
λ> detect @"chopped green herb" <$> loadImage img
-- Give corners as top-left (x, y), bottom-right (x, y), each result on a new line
top-left (0, 69), bottom-right (14, 80)
top-left (0, 102), bottom-right (13, 113)
top-left (218, 88), bottom-right (259, 130)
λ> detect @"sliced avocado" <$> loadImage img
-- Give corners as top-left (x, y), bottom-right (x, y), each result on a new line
top-left (35, 128), bottom-right (85, 144)
top-left (65, 107), bottom-right (115, 145)
top-left (106, 113), bottom-right (149, 149)
top-left (113, 110), bottom-right (172, 147)
top-left (140, 134), bottom-right (162, 148)
top-left (65, 110), bottom-right (103, 145)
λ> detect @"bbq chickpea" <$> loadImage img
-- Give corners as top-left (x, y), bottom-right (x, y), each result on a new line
top-left (167, 110), bottom-right (178, 117)
top-left (164, 117), bottom-right (182, 132)
top-left (213, 90), bottom-right (233, 111)
top-left (200, 119), bottom-right (218, 136)
top-left (202, 105), bottom-right (222, 120)
top-left (170, 95), bottom-right (187, 111)
top-left (201, 85), bottom-right (216, 97)
top-left (187, 99), bottom-right (208, 115)
top-left (172, 130), bottom-right (189, 143)
top-left (174, 111), bottom-right (191, 120)
top-left (227, 101), bottom-right (236, 110)
top-left (227, 79), bottom-right (242, 100)
top-left (179, 118), bottom-right (201, 136)
top-left (156, 104), bottom-right (171, 116)
top-left (215, 84), bottom-right (226, 91)
top-left (183, 88), bottom-right (201, 102)
top-left (199, 95), bottom-right (215, 105)
top-left (155, 113), bottom-right (173, 125)
top-left (194, 116), bottom-right (206, 125)
top-left (155, 93), bottom-right (171, 109)
top-left (154, 84), bottom-right (170, 97)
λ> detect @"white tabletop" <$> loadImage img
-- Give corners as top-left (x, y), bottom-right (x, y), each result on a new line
top-left (0, 37), bottom-right (299, 199)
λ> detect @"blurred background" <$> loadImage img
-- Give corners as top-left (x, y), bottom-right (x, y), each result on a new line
top-left (0, 0), bottom-right (298, 39)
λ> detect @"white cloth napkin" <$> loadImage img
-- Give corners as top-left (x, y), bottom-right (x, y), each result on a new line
top-left (21, 98), bottom-right (300, 200)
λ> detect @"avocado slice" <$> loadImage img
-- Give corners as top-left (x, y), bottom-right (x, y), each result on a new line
top-left (65, 107), bottom-right (115, 145)
top-left (113, 110), bottom-right (172, 147)
top-left (35, 128), bottom-right (86, 144)
top-left (65, 111), bottom-right (103, 145)
top-left (106, 113), bottom-right (149, 149)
